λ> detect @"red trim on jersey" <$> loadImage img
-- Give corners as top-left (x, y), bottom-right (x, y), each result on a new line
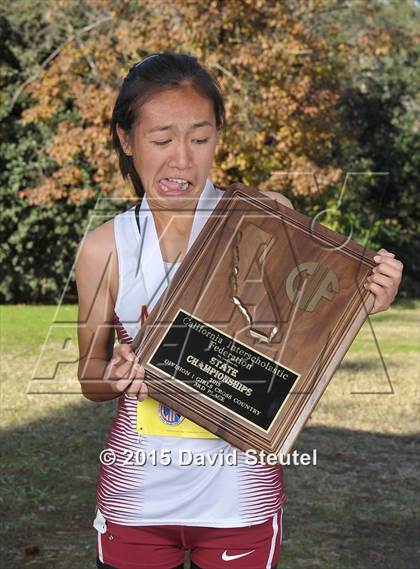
top-left (140, 304), bottom-right (149, 325)
top-left (112, 312), bottom-right (133, 344)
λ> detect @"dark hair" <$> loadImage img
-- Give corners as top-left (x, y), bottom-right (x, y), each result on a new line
top-left (110, 52), bottom-right (226, 198)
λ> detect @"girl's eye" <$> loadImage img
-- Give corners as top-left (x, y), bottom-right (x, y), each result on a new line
top-left (152, 138), bottom-right (209, 146)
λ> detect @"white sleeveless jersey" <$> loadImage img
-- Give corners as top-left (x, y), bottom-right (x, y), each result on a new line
top-left (96, 179), bottom-right (285, 527)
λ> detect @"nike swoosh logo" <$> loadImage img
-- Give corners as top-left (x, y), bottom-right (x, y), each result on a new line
top-left (222, 549), bottom-right (255, 561)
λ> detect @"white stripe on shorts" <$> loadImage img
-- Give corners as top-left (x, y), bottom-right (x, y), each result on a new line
top-left (266, 507), bottom-right (283, 568)
top-left (97, 531), bottom-right (103, 563)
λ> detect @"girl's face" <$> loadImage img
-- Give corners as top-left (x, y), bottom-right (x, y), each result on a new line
top-left (117, 84), bottom-right (218, 210)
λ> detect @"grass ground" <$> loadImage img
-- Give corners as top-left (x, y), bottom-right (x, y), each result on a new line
top-left (1, 301), bottom-right (419, 569)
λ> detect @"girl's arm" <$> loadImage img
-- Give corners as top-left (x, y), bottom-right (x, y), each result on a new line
top-left (75, 220), bottom-right (147, 402)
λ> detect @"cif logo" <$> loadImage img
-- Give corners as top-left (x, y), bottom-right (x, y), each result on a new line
top-left (286, 262), bottom-right (340, 312)
top-left (158, 403), bottom-right (184, 426)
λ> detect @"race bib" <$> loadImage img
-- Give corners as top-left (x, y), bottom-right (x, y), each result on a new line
top-left (136, 398), bottom-right (218, 438)
top-left (136, 304), bottom-right (217, 438)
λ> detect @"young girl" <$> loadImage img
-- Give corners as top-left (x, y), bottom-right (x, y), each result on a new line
top-left (75, 53), bottom-right (403, 569)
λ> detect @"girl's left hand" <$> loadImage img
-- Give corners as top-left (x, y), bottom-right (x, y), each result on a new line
top-left (366, 248), bottom-right (404, 314)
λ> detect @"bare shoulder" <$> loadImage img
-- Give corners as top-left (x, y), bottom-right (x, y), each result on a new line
top-left (262, 191), bottom-right (294, 210)
top-left (76, 219), bottom-right (116, 263)
top-left (75, 219), bottom-right (118, 301)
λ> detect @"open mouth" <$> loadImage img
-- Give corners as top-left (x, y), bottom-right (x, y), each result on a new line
top-left (158, 177), bottom-right (192, 193)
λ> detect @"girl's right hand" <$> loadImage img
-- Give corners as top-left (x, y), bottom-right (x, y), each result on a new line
top-left (104, 343), bottom-right (148, 401)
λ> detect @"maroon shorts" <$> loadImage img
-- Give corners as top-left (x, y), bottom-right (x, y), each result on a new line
top-left (96, 508), bottom-right (283, 569)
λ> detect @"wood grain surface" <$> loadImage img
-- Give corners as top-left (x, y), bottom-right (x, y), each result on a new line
top-left (132, 183), bottom-right (376, 456)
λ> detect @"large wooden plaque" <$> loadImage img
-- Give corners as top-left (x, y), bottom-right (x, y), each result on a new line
top-left (132, 183), bottom-right (375, 456)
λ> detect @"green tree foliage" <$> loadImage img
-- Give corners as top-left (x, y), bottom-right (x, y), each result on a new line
top-left (1, 0), bottom-right (418, 302)
top-left (0, 3), bottom-right (98, 302)
top-left (332, 0), bottom-right (420, 295)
